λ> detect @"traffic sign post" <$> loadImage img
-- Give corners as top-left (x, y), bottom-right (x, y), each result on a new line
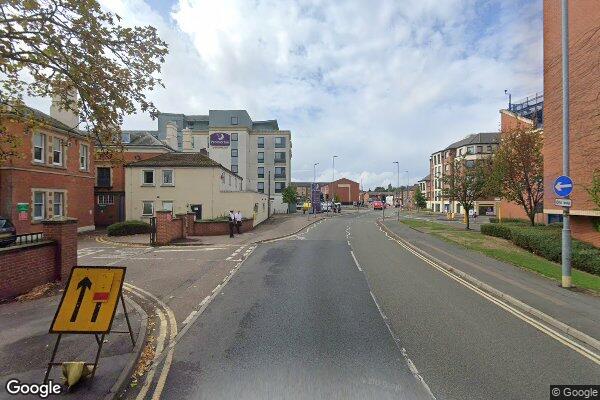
top-left (44, 266), bottom-right (134, 384)
top-left (553, 175), bottom-right (573, 197)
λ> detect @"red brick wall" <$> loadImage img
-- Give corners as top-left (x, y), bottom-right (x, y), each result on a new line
top-left (543, 0), bottom-right (600, 246)
top-left (327, 178), bottom-right (360, 204)
top-left (571, 216), bottom-right (600, 247)
top-left (0, 242), bottom-right (57, 299)
top-left (0, 120), bottom-right (95, 234)
top-left (192, 219), bottom-right (254, 236)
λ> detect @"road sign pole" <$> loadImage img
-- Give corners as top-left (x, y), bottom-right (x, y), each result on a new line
top-left (561, 0), bottom-right (572, 288)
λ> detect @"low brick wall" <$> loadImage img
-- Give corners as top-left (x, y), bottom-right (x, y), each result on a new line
top-left (192, 218), bottom-right (254, 236)
top-left (155, 211), bottom-right (195, 245)
top-left (0, 218), bottom-right (78, 300)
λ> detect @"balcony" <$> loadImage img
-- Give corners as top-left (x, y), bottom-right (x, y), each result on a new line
top-left (274, 157), bottom-right (286, 164)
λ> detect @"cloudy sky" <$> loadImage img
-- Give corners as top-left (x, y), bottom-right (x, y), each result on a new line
top-left (76, 0), bottom-right (545, 189)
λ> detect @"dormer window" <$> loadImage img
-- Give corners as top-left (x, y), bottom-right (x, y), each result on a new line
top-left (231, 116), bottom-right (239, 125)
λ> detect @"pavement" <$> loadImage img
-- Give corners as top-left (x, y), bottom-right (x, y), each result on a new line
top-left (0, 292), bottom-right (144, 400)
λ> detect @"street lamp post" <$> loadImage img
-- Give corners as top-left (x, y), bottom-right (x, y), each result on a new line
top-left (393, 162), bottom-right (399, 221)
top-left (332, 155), bottom-right (338, 211)
top-left (561, 0), bottom-right (572, 288)
top-left (313, 162), bottom-right (319, 217)
top-left (405, 170), bottom-right (409, 212)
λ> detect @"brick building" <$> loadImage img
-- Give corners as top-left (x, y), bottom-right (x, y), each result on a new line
top-left (543, 0), bottom-right (600, 247)
top-left (324, 178), bottom-right (360, 204)
top-left (417, 174), bottom-right (431, 208)
top-left (0, 105), bottom-right (95, 234)
top-left (94, 131), bottom-right (173, 226)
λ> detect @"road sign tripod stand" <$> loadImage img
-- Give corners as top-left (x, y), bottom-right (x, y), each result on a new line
top-left (43, 292), bottom-right (136, 384)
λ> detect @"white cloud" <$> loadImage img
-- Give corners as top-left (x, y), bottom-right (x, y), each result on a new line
top-left (40, 0), bottom-right (544, 190)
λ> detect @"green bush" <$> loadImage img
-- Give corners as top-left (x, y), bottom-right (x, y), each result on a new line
top-left (481, 222), bottom-right (600, 276)
top-left (480, 223), bottom-right (513, 240)
top-left (593, 217), bottom-right (600, 232)
top-left (489, 218), bottom-right (528, 224)
top-left (107, 220), bottom-right (152, 236)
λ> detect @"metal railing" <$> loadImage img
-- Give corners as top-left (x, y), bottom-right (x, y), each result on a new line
top-left (0, 232), bottom-right (45, 249)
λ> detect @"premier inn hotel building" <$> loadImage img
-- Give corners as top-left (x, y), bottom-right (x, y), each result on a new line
top-left (154, 110), bottom-right (292, 213)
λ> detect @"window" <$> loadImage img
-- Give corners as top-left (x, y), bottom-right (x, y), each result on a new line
top-left (466, 160), bottom-right (475, 168)
top-left (257, 182), bottom-right (264, 193)
top-left (97, 167), bottom-right (111, 187)
top-left (476, 146), bottom-right (483, 153)
top-left (231, 148), bottom-right (238, 157)
top-left (232, 164), bottom-right (238, 173)
top-left (231, 133), bottom-right (238, 141)
top-left (275, 167), bottom-right (286, 178)
top-left (274, 152), bottom-right (286, 163)
top-left (80, 144), bottom-right (89, 170)
top-left (487, 145), bottom-right (493, 152)
top-left (275, 182), bottom-right (286, 193)
top-left (258, 152), bottom-right (264, 163)
top-left (275, 137), bottom-right (286, 148)
top-left (228, 175), bottom-right (231, 185)
top-left (142, 170), bottom-right (155, 185)
top-left (162, 201), bottom-right (173, 213)
top-left (459, 148), bottom-right (463, 156)
top-left (122, 132), bottom-right (131, 143)
top-left (231, 116), bottom-right (239, 125)
top-left (258, 136), bottom-right (264, 148)
top-left (142, 201), bottom-right (154, 216)
top-left (33, 133), bottom-right (45, 162)
top-left (466, 146), bottom-right (474, 154)
top-left (162, 169), bottom-right (174, 186)
top-left (98, 194), bottom-right (114, 205)
top-left (52, 137), bottom-right (63, 165)
top-left (257, 167), bottom-right (264, 178)
top-left (33, 192), bottom-right (45, 220)
top-left (53, 192), bottom-right (64, 217)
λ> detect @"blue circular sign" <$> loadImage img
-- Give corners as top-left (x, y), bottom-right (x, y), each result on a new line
top-left (553, 175), bottom-right (573, 197)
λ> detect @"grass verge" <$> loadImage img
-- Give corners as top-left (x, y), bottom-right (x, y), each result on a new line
top-left (399, 218), bottom-right (600, 294)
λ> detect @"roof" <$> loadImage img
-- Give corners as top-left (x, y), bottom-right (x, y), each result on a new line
top-left (445, 132), bottom-right (499, 150)
top-left (125, 152), bottom-right (241, 178)
top-left (4, 104), bottom-right (87, 139)
top-left (291, 181), bottom-right (328, 187)
top-left (122, 130), bottom-right (171, 148)
top-left (252, 120), bottom-right (279, 130)
top-left (418, 174), bottom-right (431, 182)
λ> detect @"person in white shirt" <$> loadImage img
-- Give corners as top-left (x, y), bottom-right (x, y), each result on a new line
top-left (235, 211), bottom-right (243, 234)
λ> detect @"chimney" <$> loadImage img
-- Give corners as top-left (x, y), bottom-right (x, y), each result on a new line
top-left (165, 121), bottom-right (178, 150)
top-left (50, 90), bottom-right (79, 129)
top-left (182, 128), bottom-right (192, 152)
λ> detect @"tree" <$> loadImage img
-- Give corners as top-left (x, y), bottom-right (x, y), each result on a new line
top-left (586, 169), bottom-right (600, 210)
top-left (414, 187), bottom-right (427, 209)
top-left (491, 126), bottom-right (544, 226)
top-left (334, 194), bottom-right (341, 203)
top-left (282, 186), bottom-right (297, 205)
top-left (443, 157), bottom-right (494, 230)
top-left (0, 0), bottom-right (168, 162)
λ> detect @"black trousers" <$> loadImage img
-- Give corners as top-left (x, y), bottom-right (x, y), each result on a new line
top-left (236, 221), bottom-right (241, 234)
top-left (229, 221), bottom-right (234, 237)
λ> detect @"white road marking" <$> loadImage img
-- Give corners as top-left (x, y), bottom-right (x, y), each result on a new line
top-left (378, 222), bottom-right (600, 365)
top-left (350, 251), bottom-right (362, 272)
top-left (153, 247), bottom-right (226, 252)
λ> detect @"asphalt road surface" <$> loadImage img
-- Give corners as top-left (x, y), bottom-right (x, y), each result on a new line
top-left (159, 211), bottom-right (599, 400)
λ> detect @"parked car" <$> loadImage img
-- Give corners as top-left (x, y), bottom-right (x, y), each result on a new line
top-left (0, 217), bottom-right (17, 247)
top-left (372, 200), bottom-right (384, 210)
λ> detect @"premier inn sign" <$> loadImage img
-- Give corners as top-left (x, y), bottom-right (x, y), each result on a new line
top-left (210, 132), bottom-right (230, 146)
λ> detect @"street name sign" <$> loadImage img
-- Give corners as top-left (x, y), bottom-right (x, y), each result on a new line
top-left (553, 175), bottom-right (573, 197)
top-left (50, 266), bottom-right (126, 334)
top-left (555, 198), bottom-right (572, 207)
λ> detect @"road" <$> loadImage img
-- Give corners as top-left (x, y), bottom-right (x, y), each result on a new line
top-left (155, 210), bottom-right (599, 400)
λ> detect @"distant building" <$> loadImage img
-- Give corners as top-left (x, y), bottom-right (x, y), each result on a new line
top-left (417, 174), bottom-right (431, 208)
top-left (323, 178), bottom-right (360, 204)
top-left (94, 131), bottom-right (173, 226)
top-left (145, 110), bottom-right (292, 213)
top-left (0, 103), bottom-right (95, 233)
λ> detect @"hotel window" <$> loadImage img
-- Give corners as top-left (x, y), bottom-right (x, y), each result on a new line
top-left (258, 152), bottom-right (264, 163)
top-left (275, 137), bottom-right (286, 148)
top-left (275, 167), bottom-right (286, 178)
top-left (231, 133), bottom-right (238, 141)
top-left (33, 133), bottom-right (45, 162)
top-left (257, 167), bottom-right (264, 178)
top-left (162, 169), bottom-right (174, 186)
top-left (232, 164), bottom-right (238, 173)
top-left (231, 148), bottom-right (238, 157)
top-left (80, 144), bottom-right (89, 170)
top-left (53, 192), bottom-right (64, 217)
top-left (231, 116), bottom-right (239, 125)
top-left (257, 136), bottom-right (264, 148)
top-left (52, 137), bottom-right (63, 165)
top-left (274, 152), bottom-right (286, 163)
top-left (257, 182), bottom-right (264, 193)
top-left (98, 194), bottom-right (114, 205)
top-left (142, 170), bottom-right (155, 185)
top-left (275, 182), bottom-right (286, 193)
top-left (97, 167), bottom-right (111, 187)
top-left (33, 192), bottom-right (45, 220)
top-left (142, 201), bottom-right (154, 216)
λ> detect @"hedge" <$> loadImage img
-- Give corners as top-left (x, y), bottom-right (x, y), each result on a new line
top-left (489, 217), bottom-right (528, 224)
top-left (107, 220), bottom-right (152, 236)
top-left (481, 223), bottom-right (600, 276)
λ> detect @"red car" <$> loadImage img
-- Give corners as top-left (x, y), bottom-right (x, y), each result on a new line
top-left (372, 201), bottom-right (384, 210)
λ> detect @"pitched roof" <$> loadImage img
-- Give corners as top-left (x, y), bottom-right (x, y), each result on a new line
top-left (419, 174), bottom-right (431, 182)
top-left (125, 152), bottom-right (241, 178)
top-left (122, 130), bottom-right (169, 147)
top-left (445, 132), bottom-right (499, 150)
top-left (3, 105), bottom-right (87, 138)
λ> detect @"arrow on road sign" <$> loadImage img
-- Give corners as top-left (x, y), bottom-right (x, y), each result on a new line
top-left (70, 277), bottom-right (92, 322)
top-left (553, 175), bottom-right (574, 197)
top-left (91, 303), bottom-right (102, 323)
top-left (554, 182), bottom-right (572, 191)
